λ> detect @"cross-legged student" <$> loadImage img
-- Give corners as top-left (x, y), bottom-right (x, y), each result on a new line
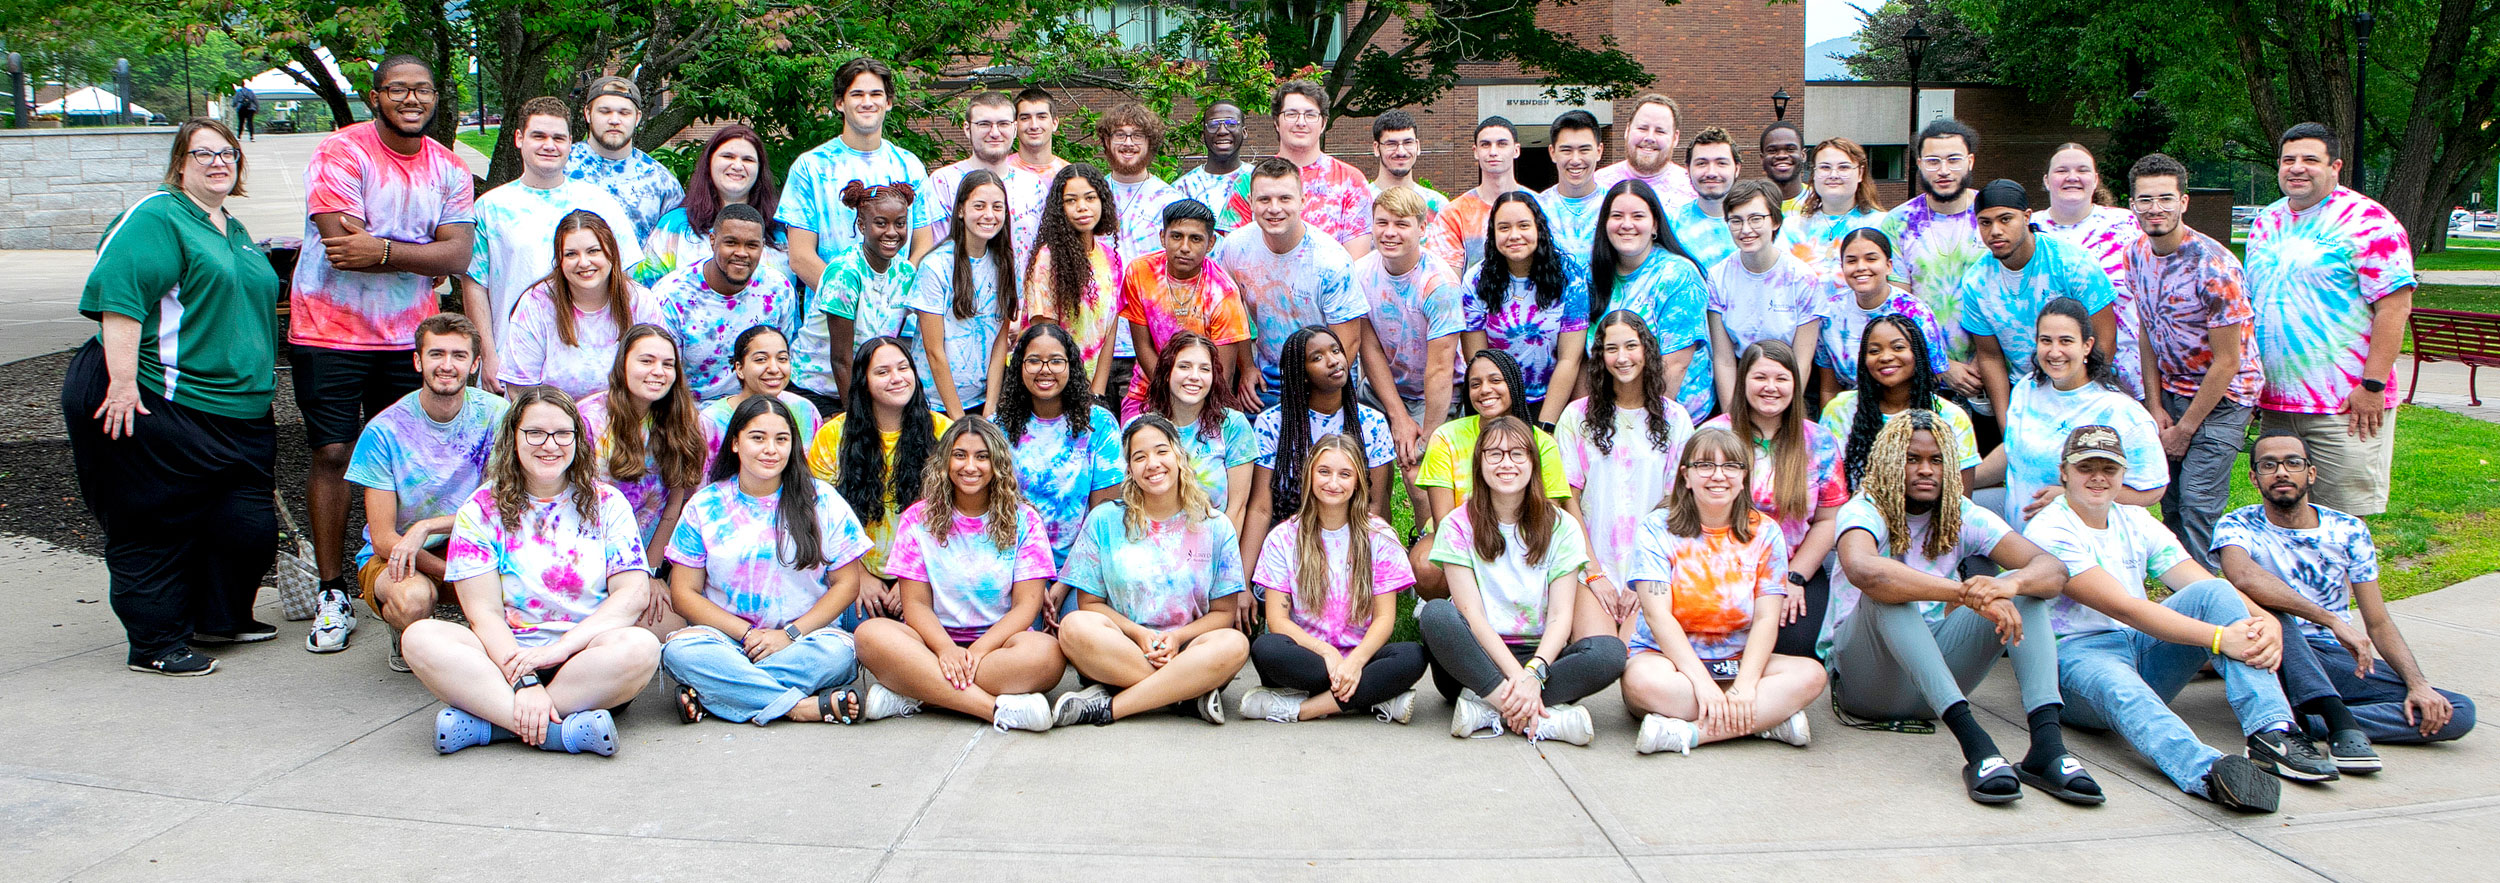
top-left (1419, 416), bottom-right (1626, 745)
top-left (1410, 349), bottom-right (1576, 599)
top-left (1052, 415), bottom-right (1253, 726)
top-left (854, 418), bottom-right (1065, 732)
top-left (413, 387), bottom-right (660, 755)
top-left (1241, 435), bottom-right (1428, 724)
top-left (1701, 341), bottom-right (1848, 658)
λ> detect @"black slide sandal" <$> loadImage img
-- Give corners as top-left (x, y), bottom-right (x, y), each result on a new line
top-left (1964, 756), bottom-right (2023, 804)
top-left (2017, 754), bottom-right (2108, 806)
top-left (675, 685), bottom-right (707, 724)
top-left (819, 688), bottom-right (863, 724)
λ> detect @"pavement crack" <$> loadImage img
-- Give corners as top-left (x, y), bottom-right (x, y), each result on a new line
top-left (866, 718), bottom-right (991, 880)
top-left (1531, 740), bottom-right (1649, 881)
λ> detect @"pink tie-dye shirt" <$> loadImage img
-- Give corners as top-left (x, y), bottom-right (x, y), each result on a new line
top-left (292, 122), bottom-right (477, 350)
top-left (883, 500), bottom-right (1057, 638)
top-left (1253, 518), bottom-right (1416, 650)
top-left (1231, 154), bottom-right (1374, 246)
top-left (443, 484), bottom-right (648, 647)
top-left (2036, 205), bottom-right (2149, 396)
top-left (2243, 186), bottom-right (2418, 414)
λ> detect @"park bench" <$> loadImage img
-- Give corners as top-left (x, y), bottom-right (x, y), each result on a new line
top-left (2408, 308), bottom-right (2500, 407)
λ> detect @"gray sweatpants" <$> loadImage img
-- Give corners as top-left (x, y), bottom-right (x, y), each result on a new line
top-left (1418, 599), bottom-right (1625, 705)
top-left (1827, 594), bottom-right (2061, 721)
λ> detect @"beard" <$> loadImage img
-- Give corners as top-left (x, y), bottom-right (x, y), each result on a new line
top-left (1920, 171), bottom-right (1969, 202)
top-left (594, 128), bottom-right (633, 151)
top-left (378, 105), bottom-right (436, 139)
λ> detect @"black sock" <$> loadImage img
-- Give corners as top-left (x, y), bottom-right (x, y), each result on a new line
top-left (319, 576), bottom-right (350, 596)
top-left (2022, 705), bottom-right (2069, 773)
top-left (1940, 702), bottom-right (2000, 763)
top-left (2302, 696), bottom-right (2362, 735)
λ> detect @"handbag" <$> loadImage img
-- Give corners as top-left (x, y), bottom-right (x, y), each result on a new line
top-left (271, 490), bottom-right (322, 620)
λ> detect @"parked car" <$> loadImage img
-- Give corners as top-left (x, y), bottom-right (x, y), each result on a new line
top-left (2457, 208), bottom-right (2477, 231)
top-left (2478, 212), bottom-right (2498, 232)
top-left (2232, 205), bottom-right (2262, 226)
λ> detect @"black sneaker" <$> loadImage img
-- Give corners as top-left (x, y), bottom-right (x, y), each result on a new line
top-left (128, 647), bottom-right (218, 677)
top-left (193, 621), bottom-right (279, 644)
top-left (2328, 729), bottom-right (2383, 774)
top-left (2202, 754), bottom-right (2281, 812)
top-left (2248, 728), bottom-right (2340, 782)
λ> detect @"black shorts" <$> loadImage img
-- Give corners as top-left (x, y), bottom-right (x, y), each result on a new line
top-left (288, 345), bottom-right (419, 449)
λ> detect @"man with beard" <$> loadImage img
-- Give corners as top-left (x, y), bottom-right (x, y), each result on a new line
top-left (1426, 117), bottom-right (1531, 274)
top-left (1243, 81), bottom-right (1375, 257)
top-left (565, 76), bottom-right (682, 241)
top-left (462, 96), bottom-right (644, 394)
top-left (1879, 119), bottom-right (1990, 401)
top-left (1175, 100), bottom-right (1250, 235)
top-left (2217, 432), bottom-right (2475, 759)
top-left (1594, 94), bottom-right (1697, 207)
top-left (1098, 102), bottom-right (1187, 398)
top-left (1368, 110), bottom-right (1448, 219)
top-left (1537, 110), bottom-right (1606, 261)
top-left (1760, 121), bottom-right (1805, 208)
top-left (650, 203), bottom-right (800, 400)
top-left (781, 57), bottom-right (937, 286)
top-left (925, 91), bottom-right (1040, 257)
top-left (1663, 127), bottom-right (1739, 273)
top-left (291, 55), bottom-right (478, 655)
top-left (1957, 179), bottom-right (2118, 424)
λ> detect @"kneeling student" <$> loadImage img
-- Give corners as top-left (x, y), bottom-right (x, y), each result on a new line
top-left (1241, 435), bottom-right (1428, 723)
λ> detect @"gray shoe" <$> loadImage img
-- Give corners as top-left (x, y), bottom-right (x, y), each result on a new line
top-left (2328, 729), bottom-right (2382, 773)
top-left (387, 629), bottom-right (411, 673)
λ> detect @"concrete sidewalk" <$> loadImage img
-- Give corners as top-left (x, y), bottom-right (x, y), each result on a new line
top-left (5, 533), bottom-right (2494, 881)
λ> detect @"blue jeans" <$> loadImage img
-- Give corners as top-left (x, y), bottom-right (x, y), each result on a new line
top-left (2056, 578), bottom-right (2295, 797)
top-left (660, 625), bottom-right (858, 724)
top-left (2278, 628), bottom-right (2477, 744)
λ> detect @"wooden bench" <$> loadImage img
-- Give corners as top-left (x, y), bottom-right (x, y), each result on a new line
top-left (2409, 308), bottom-right (2500, 406)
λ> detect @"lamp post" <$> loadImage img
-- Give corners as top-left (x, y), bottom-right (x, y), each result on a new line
top-left (1904, 21), bottom-right (1931, 184)
top-left (1772, 87), bottom-right (1791, 121)
top-left (470, 53), bottom-right (485, 133)
top-left (2351, 4), bottom-right (2374, 192)
top-left (6, 53), bottom-right (27, 130)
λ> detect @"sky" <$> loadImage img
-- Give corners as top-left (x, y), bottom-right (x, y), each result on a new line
top-left (1806, 0), bottom-right (1885, 47)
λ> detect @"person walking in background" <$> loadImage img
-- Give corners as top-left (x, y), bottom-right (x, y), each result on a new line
top-left (230, 87), bottom-right (257, 141)
top-left (564, 76), bottom-right (683, 241)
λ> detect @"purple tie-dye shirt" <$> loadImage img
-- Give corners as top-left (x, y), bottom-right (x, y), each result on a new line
top-left (649, 259), bottom-right (802, 401)
top-left (1460, 258), bottom-right (1593, 404)
top-left (1252, 518), bottom-right (1416, 649)
top-left (883, 500), bottom-right (1058, 637)
top-left (343, 388), bottom-right (510, 565)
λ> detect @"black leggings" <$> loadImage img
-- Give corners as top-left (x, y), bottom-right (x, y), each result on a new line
top-left (1418, 600), bottom-right (1626, 704)
top-left (1771, 567), bottom-right (1831, 660)
top-left (1249, 634), bottom-right (1427, 710)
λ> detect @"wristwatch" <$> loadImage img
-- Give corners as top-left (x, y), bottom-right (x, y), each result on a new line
top-left (2361, 378), bottom-right (2387, 394)
top-left (513, 672), bottom-right (541, 690)
top-left (784, 623), bottom-right (806, 640)
top-left (1523, 658), bottom-right (1551, 683)
top-left (1786, 571), bottom-right (1810, 588)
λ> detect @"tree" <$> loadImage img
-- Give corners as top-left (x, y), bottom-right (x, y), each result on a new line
top-left (1840, 0), bottom-right (1997, 82)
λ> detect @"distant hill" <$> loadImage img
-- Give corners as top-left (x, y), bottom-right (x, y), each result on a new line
top-left (1806, 36), bottom-right (1857, 81)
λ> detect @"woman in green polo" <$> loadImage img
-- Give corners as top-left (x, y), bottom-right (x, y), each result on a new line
top-left (61, 118), bottom-right (283, 677)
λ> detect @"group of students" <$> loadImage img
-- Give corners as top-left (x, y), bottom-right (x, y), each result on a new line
top-left (64, 52), bottom-right (2474, 818)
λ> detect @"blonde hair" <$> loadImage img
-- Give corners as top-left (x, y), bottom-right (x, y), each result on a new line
top-left (1119, 414), bottom-right (1214, 539)
top-left (1803, 138), bottom-right (1882, 214)
top-left (917, 416), bottom-right (1027, 551)
top-left (1861, 410), bottom-right (1966, 560)
top-left (1662, 427), bottom-right (1756, 542)
top-left (1289, 435), bottom-right (1383, 626)
top-left (1372, 185), bottom-right (1429, 221)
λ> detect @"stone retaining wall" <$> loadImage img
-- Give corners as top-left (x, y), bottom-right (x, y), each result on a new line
top-left (0, 128), bottom-right (173, 250)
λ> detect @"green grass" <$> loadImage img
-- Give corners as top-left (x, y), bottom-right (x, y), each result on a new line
top-left (2213, 406), bottom-right (2500, 601)
top-left (2416, 284), bottom-right (2500, 314)
top-left (2417, 248), bottom-right (2500, 272)
top-left (455, 128), bottom-right (500, 158)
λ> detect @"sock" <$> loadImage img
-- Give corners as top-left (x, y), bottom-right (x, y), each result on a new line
top-left (1940, 702), bottom-right (1999, 763)
top-left (2021, 705), bottom-right (2071, 774)
top-left (2302, 696), bottom-right (2362, 735)
top-left (318, 576), bottom-right (350, 599)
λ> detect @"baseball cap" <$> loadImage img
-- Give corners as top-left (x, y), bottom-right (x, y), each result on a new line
top-left (2062, 424), bottom-right (2127, 466)
top-left (585, 76), bottom-right (642, 110)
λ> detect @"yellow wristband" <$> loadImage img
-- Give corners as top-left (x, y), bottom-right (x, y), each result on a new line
top-left (2210, 625), bottom-right (2225, 656)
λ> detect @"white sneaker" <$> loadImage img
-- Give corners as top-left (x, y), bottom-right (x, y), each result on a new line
top-left (1186, 689), bottom-right (1227, 725)
top-left (1239, 688), bottom-right (1306, 723)
top-left (304, 589), bottom-right (356, 654)
top-left (991, 693), bottom-right (1053, 732)
top-left (1757, 710), bottom-right (1811, 747)
top-left (1451, 689), bottom-right (1503, 739)
top-left (1636, 714), bottom-right (1701, 756)
top-left (1373, 689), bottom-right (1418, 724)
top-left (1532, 704), bottom-right (1595, 746)
top-left (862, 683), bottom-right (922, 721)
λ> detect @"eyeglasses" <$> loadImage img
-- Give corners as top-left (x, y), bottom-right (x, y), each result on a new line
top-left (1814, 162), bottom-right (1859, 175)
top-left (187, 148), bottom-right (242, 166)
top-left (378, 85), bottom-right (438, 101)
top-left (1108, 131), bottom-right (1148, 145)
top-left (2130, 195), bottom-right (2183, 211)
top-left (1726, 213), bottom-right (1777, 230)
top-left (1022, 356), bottom-right (1070, 370)
top-left (1204, 119), bottom-right (1242, 131)
top-left (2255, 456), bottom-right (2312, 474)
top-left (1277, 109), bottom-right (1323, 122)
top-left (1917, 154), bottom-right (1971, 171)
top-left (519, 428), bottom-right (578, 446)
top-left (1686, 461), bottom-right (1745, 475)
top-left (1481, 446), bottom-right (1533, 465)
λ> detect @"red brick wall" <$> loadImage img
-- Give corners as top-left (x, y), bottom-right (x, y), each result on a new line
top-left (1884, 87), bottom-right (2111, 205)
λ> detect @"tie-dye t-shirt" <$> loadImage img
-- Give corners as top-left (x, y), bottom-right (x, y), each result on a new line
top-left (1538, 187), bottom-right (1608, 264)
top-left (1253, 404), bottom-right (1401, 470)
top-left (1778, 205), bottom-right (1884, 279)
top-left (443, 483), bottom-right (648, 647)
top-left (343, 388), bottom-right (510, 565)
top-left (1627, 508), bottom-right (1788, 661)
top-left (1700, 414), bottom-right (1850, 550)
top-left (1234, 154), bottom-right (1374, 246)
top-left (1175, 164), bottom-right (1251, 233)
top-left (666, 477), bottom-right (874, 631)
top-left (1878, 199), bottom-right (1988, 361)
top-left (1708, 252), bottom-right (1833, 361)
top-left (1104, 175), bottom-right (1189, 361)
top-left (1117, 251), bottom-right (1252, 412)
top-left (698, 391), bottom-right (826, 474)
top-left (1954, 234), bottom-right (2119, 411)
top-left (292, 122), bottom-right (477, 350)
top-left (1666, 200), bottom-right (1738, 274)
top-left (803, 246), bottom-right (920, 394)
top-left (1351, 251), bottom-right (1468, 403)
top-left (884, 500), bottom-right (1057, 636)
top-left (1998, 375), bottom-right (2167, 533)
top-left (1598, 249), bottom-right (1716, 416)
top-left (1426, 188), bottom-right (1531, 276)
top-left (496, 281), bottom-right (663, 399)
top-left (1252, 518), bottom-right (1417, 649)
top-left (925, 159), bottom-right (1046, 254)
top-left (467, 179), bottom-right (647, 349)
top-left (574, 391), bottom-right (680, 546)
top-left (1816, 393), bottom-right (1981, 473)
top-left (565, 143), bottom-right (684, 241)
top-left (906, 243), bottom-right (1008, 411)
top-left (2211, 503), bottom-right (2378, 638)
top-left (1460, 260), bottom-right (1593, 404)
top-left (1816, 494), bottom-right (2010, 658)
top-left (1019, 239), bottom-right (1125, 375)
top-left (776, 138), bottom-right (936, 264)
top-left (1594, 161), bottom-right (1697, 207)
top-left (1007, 156), bottom-right (1070, 265)
top-left (2124, 227), bottom-right (2264, 404)
top-left (1816, 287), bottom-right (1950, 388)
top-left (1012, 406), bottom-right (1127, 564)
top-left (1431, 509), bottom-right (1591, 642)
top-left (1556, 396), bottom-right (1696, 582)
top-left (1209, 227), bottom-right (1366, 395)
top-left (803, 413), bottom-right (953, 579)
top-left (2244, 187), bottom-right (2418, 414)
top-left (2036, 205), bottom-right (2147, 397)
top-left (649, 260), bottom-right (802, 401)
top-left (1414, 415), bottom-right (1574, 505)
top-left (2028, 497), bottom-right (2190, 638)
top-left (1061, 504), bottom-right (1248, 630)
top-left (1152, 409), bottom-right (1259, 511)
top-left (628, 207), bottom-right (795, 288)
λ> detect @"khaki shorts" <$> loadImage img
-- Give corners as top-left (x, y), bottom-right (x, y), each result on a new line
top-left (2260, 409), bottom-right (2395, 516)
top-left (358, 556), bottom-right (454, 610)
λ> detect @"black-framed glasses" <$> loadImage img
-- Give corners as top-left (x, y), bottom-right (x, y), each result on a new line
top-left (2255, 456), bottom-right (2312, 474)
top-left (378, 85), bottom-right (438, 101)
top-left (188, 148), bottom-right (242, 166)
top-left (518, 428), bottom-right (579, 446)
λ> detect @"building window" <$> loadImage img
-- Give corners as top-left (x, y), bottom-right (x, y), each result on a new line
top-left (1867, 144), bottom-right (1908, 182)
top-left (1071, 4), bottom-right (1341, 63)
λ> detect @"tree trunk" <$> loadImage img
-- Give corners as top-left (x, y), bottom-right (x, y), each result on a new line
top-left (483, 5), bottom-right (558, 188)
top-left (2375, 0), bottom-right (2494, 251)
top-left (283, 44), bottom-right (359, 132)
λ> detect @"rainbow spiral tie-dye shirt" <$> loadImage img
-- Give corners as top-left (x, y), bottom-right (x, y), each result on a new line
top-left (2243, 186), bottom-right (2417, 414)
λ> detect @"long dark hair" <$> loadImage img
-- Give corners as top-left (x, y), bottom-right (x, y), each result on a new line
top-left (538, 210), bottom-right (634, 347)
top-left (706, 395), bottom-right (827, 570)
top-left (1842, 312), bottom-right (1941, 491)
top-left (835, 336), bottom-right (937, 528)
top-left (681, 124), bottom-right (780, 241)
top-left (1029, 162), bottom-right (1118, 327)
top-left (1581, 310), bottom-right (1678, 456)
top-left (1463, 348), bottom-right (1531, 421)
top-left (602, 324), bottom-right (704, 491)
top-left (2030, 296), bottom-right (2117, 389)
top-left (995, 322), bottom-right (1097, 441)
top-left (1267, 325), bottom-right (1369, 523)
top-left (1145, 330), bottom-right (1254, 439)
top-left (946, 169), bottom-right (1019, 321)
top-left (1474, 191), bottom-right (1569, 315)
top-left (1586, 179), bottom-right (1695, 322)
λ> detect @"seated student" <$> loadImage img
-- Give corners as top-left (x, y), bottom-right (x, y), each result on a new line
top-left (1022, 164), bottom-right (1125, 397)
top-left (698, 325), bottom-right (826, 471)
top-left (1412, 349), bottom-right (1578, 599)
top-left (807, 337), bottom-right (951, 619)
top-left (910, 169), bottom-right (1020, 420)
top-left (807, 181), bottom-right (921, 411)
top-left (1824, 413), bottom-right (2096, 804)
top-left (1136, 331), bottom-right (1259, 530)
top-left (2218, 432), bottom-right (2474, 761)
top-left (1418, 416), bottom-right (1625, 745)
top-left (2029, 425), bottom-right (2337, 814)
top-left (498, 211), bottom-right (658, 399)
top-left (1052, 415), bottom-right (1253, 726)
top-left (1588, 179), bottom-right (1713, 417)
top-left (1815, 228), bottom-right (1949, 401)
top-left (1558, 311), bottom-right (1697, 643)
top-left (1620, 426), bottom-right (1826, 755)
top-left (1975, 298), bottom-right (2165, 533)
top-left (1458, 193), bottom-right (1590, 427)
top-left (854, 418), bottom-right (1065, 732)
top-left (1707, 180), bottom-right (1831, 409)
top-left (660, 396), bottom-right (887, 725)
top-left (1118, 199), bottom-right (1252, 418)
top-left (411, 387), bottom-right (660, 755)
top-left (1242, 325), bottom-right (1398, 594)
top-left (343, 314), bottom-right (513, 669)
top-left (1824, 314), bottom-right (1979, 493)
top-left (997, 323), bottom-right (1125, 577)
top-left (1240, 435), bottom-right (1428, 723)
top-left (577, 324), bottom-right (705, 555)
top-left (1700, 341), bottom-right (1847, 659)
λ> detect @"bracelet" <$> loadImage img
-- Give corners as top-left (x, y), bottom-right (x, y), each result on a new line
top-left (2210, 625), bottom-right (2225, 656)
top-left (1523, 658), bottom-right (1550, 683)
top-left (378, 239), bottom-right (390, 267)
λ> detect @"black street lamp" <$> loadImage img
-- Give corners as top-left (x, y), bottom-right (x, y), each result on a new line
top-left (2352, 4), bottom-right (2374, 192)
top-left (1904, 21), bottom-right (1931, 182)
top-left (1772, 87), bottom-right (1791, 121)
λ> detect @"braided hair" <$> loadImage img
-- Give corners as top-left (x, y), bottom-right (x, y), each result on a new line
top-left (1861, 410), bottom-right (1966, 560)
top-left (1473, 192), bottom-right (1568, 315)
top-left (1463, 348), bottom-right (1532, 422)
top-left (834, 336), bottom-right (937, 529)
top-left (1842, 313), bottom-right (1943, 491)
top-left (994, 321), bottom-right (1097, 442)
top-left (1267, 325), bottom-right (1368, 523)
top-left (1581, 311), bottom-right (1678, 457)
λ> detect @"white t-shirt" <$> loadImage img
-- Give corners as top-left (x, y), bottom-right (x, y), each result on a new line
top-left (1707, 251), bottom-right (1833, 359)
top-left (1999, 375), bottom-right (2168, 533)
top-left (1428, 509), bottom-right (1590, 642)
top-left (2026, 497), bottom-right (2192, 638)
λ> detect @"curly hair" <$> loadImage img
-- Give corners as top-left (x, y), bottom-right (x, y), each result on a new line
top-left (1473, 192), bottom-right (1568, 315)
top-left (995, 321), bottom-right (1097, 441)
top-left (834, 337), bottom-right (937, 529)
top-left (1266, 325), bottom-right (1370, 523)
top-left (1144, 330), bottom-right (1254, 438)
top-left (1095, 102), bottom-right (1167, 164)
top-left (1662, 427), bottom-right (1756, 543)
top-left (1842, 313), bottom-right (1943, 491)
top-left (706, 395), bottom-right (828, 570)
top-left (1587, 179), bottom-right (1697, 323)
top-left (1288, 434), bottom-right (1385, 626)
top-left (488, 387), bottom-right (603, 533)
top-left (1861, 410), bottom-right (1966, 561)
top-left (916, 416), bottom-right (1026, 552)
top-left (1581, 311), bottom-right (1678, 457)
top-left (601, 324), bottom-right (705, 492)
top-left (1119, 414), bottom-right (1214, 539)
top-left (1462, 348), bottom-right (1531, 421)
top-left (1028, 163), bottom-right (1118, 330)
top-left (1465, 416), bottom-right (1557, 565)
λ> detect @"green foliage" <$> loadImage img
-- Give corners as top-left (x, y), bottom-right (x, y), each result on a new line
top-left (1840, 0), bottom-right (1998, 82)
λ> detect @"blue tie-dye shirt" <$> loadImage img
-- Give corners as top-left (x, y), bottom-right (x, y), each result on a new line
top-left (666, 477), bottom-right (873, 630)
top-left (342, 387), bottom-right (510, 565)
top-left (1012, 405), bottom-right (1128, 565)
top-left (649, 259), bottom-right (802, 401)
top-left (2242, 187), bottom-right (2418, 414)
top-left (1597, 248), bottom-right (1715, 416)
top-left (565, 142), bottom-right (684, 241)
top-left (1954, 233), bottom-right (2119, 412)
top-left (1060, 503), bottom-right (1247, 631)
top-left (2211, 503), bottom-right (2379, 638)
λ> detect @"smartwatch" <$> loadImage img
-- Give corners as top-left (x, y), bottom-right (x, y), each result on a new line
top-left (2361, 378), bottom-right (2387, 394)
top-left (514, 672), bottom-right (541, 690)
top-left (784, 623), bottom-right (806, 641)
top-left (1785, 571), bottom-right (1809, 588)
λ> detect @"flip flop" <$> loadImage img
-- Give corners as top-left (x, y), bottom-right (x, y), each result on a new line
top-left (675, 684), bottom-right (707, 724)
top-left (2016, 754), bottom-right (2107, 806)
top-left (1964, 755), bottom-right (2023, 804)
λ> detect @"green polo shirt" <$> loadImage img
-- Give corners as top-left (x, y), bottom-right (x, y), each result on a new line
top-left (79, 186), bottom-right (282, 419)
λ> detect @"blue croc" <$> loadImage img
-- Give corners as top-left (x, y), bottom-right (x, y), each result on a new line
top-left (435, 707), bottom-right (494, 755)
top-left (541, 709), bottom-right (618, 756)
